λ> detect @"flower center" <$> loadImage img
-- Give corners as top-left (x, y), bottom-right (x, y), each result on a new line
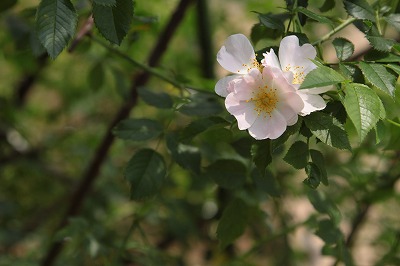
top-left (241, 57), bottom-right (263, 73)
top-left (285, 64), bottom-right (305, 84)
top-left (248, 85), bottom-right (278, 117)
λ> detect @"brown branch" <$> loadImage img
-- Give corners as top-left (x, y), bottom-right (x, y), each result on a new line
top-left (14, 53), bottom-right (48, 106)
top-left (40, 1), bottom-right (196, 265)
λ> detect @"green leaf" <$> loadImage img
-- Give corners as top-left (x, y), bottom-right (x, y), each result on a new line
top-left (93, 0), bottom-right (116, 6)
top-left (358, 62), bottom-right (396, 97)
top-left (251, 168), bottom-right (281, 197)
top-left (125, 149), bottom-right (166, 200)
top-left (251, 140), bottom-right (272, 174)
top-left (384, 14), bottom-right (400, 31)
top-left (179, 94), bottom-right (223, 116)
top-left (113, 119), bottom-right (163, 141)
top-left (338, 63), bottom-right (364, 83)
top-left (283, 141), bottom-right (308, 169)
top-left (204, 159), bottom-right (247, 189)
top-left (179, 116), bottom-right (228, 143)
top-left (386, 64), bottom-right (400, 75)
top-left (303, 162), bottom-right (321, 189)
top-left (296, 7), bottom-right (334, 27)
top-left (93, 0), bottom-right (133, 45)
top-left (316, 219), bottom-right (341, 244)
top-left (88, 62), bottom-right (105, 91)
top-left (366, 35), bottom-right (396, 52)
top-left (332, 38), bottom-right (354, 61)
top-left (343, 0), bottom-right (375, 21)
top-left (304, 112), bottom-right (351, 150)
top-left (137, 87), bottom-right (173, 109)
top-left (255, 12), bottom-right (288, 32)
top-left (307, 189), bottom-right (341, 224)
top-left (217, 198), bottom-right (250, 249)
top-left (300, 64), bottom-right (346, 89)
top-left (342, 83), bottom-right (382, 142)
top-left (36, 0), bottom-right (77, 59)
top-left (0, 0), bottom-right (17, 12)
top-left (364, 50), bottom-right (400, 62)
top-left (250, 23), bottom-right (280, 45)
top-left (231, 137), bottom-right (253, 158)
top-left (310, 149), bottom-right (328, 185)
top-left (319, 0), bottom-right (335, 12)
top-left (166, 134), bottom-right (201, 174)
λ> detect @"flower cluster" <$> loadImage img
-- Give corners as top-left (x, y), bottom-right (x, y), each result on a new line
top-left (216, 34), bottom-right (331, 140)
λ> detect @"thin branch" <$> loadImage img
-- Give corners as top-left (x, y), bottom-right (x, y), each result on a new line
top-left (196, 0), bottom-right (214, 79)
top-left (40, 1), bottom-right (196, 265)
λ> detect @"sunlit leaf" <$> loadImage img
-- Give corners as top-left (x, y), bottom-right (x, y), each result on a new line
top-left (342, 83), bottom-right (382, 142)
top-left (93, 0), bottom-right (133, 45)
top-left (36, 0), bottom-right (77, 58)
top-left (358, 62), bottom-right (396, 97)
top-left (300, 64), bottom-right (346, 89)
top-left (125, 149), bottom-right (166, 200)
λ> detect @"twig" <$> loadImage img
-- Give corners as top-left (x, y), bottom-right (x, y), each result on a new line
top-left (40, 1), bottom-right (196, 265)
top-left (196, 0), bottom-right (214, 79)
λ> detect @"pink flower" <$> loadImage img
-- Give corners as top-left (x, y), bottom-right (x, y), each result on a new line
top-left (225, 67), bottom-right (304, 140)
top-left (215, 34), bottom-right (261, 97)
top-left (262, 35), bottom-right (332, 116)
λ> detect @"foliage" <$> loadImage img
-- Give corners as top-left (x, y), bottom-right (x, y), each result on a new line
top-left (1, 0), bottom-right (400, 265)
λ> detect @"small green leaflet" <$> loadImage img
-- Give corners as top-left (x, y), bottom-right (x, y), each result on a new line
top-left (332, 38), bottom-right (354, 61)
top-left (255, 12), bottom-right (288, 32)
top-left (166, 134), bottom-right (201, 174)
top-left (310, 149), bottom-right (328, 185)
top-left (36, 0), bottom-right (77, 59)
top-left (93, 0), bottom-right (116, 6)
top-left (300, 64), bottom-right (346, 89)
top-left (303, 162), bottom-right (321, 189)
top-left (283, 141), bottom-right (308, 169)
top-left (93, 0), bottom-right (134, 45)
top-left (217, 198), bottom-right (250, 249)
top-left (125, 149), bottom-right (166, 200)
top-left (384, 14), bottom-right (400, 32)
top-left (304, 112), bottom-right (351, 150)
top-left (179, 116), bottom-right (228, 143)
top-left (113, 118), bottom-right (163, 141)
top-left (342, 83), bottom-right (382, 142)
top-left (251, 140), bottom-right (272, 175)
top-left (137, 87), bottom-right (173, 109)
top-left (358, 62), bottom-right (396, 97)
top-left (386, 64), bottom-right (400, 75)
top-left (366, 35), bottom-right (395, 52)
top-left (296, 7), bottom-right (334, 28)
top-left (204, 159), bottom-right (247, 190)
top-left (343, 0), bottom-right (375, 21)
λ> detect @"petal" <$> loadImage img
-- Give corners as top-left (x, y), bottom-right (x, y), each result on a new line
top-left (276, 92), bottom-right (303, 125)
top-left (261, 48), bottom-right (281, 69)
top-left (217, 34), bottom-right (256, 74)
top-left (233, 69), bottom-right (263, 101)
top-left (215, 75), bottom-right (241, 97)
top-left (248, 111), bottom-right (287, 140)
top-left (297, 92), bottom-right (326, 116)
top-left (225, 93), bottom-right (258, 130)
top-left (278, 35), bottom-right (317, 77)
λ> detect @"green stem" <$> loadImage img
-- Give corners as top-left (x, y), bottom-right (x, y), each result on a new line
top-left (312, 17), bottom-right (357, 46)
top-left (387, 119), bottom-right (400, 127)
top-left (90, 35), bottom-right (215, 95)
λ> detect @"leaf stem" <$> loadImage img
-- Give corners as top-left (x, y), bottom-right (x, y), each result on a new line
top-left (90, 35), bottom-right (214, 95)
top-left (312, 17), bottom-right (357, 46)
top-left (387, 119), bottom-right (400, 127)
